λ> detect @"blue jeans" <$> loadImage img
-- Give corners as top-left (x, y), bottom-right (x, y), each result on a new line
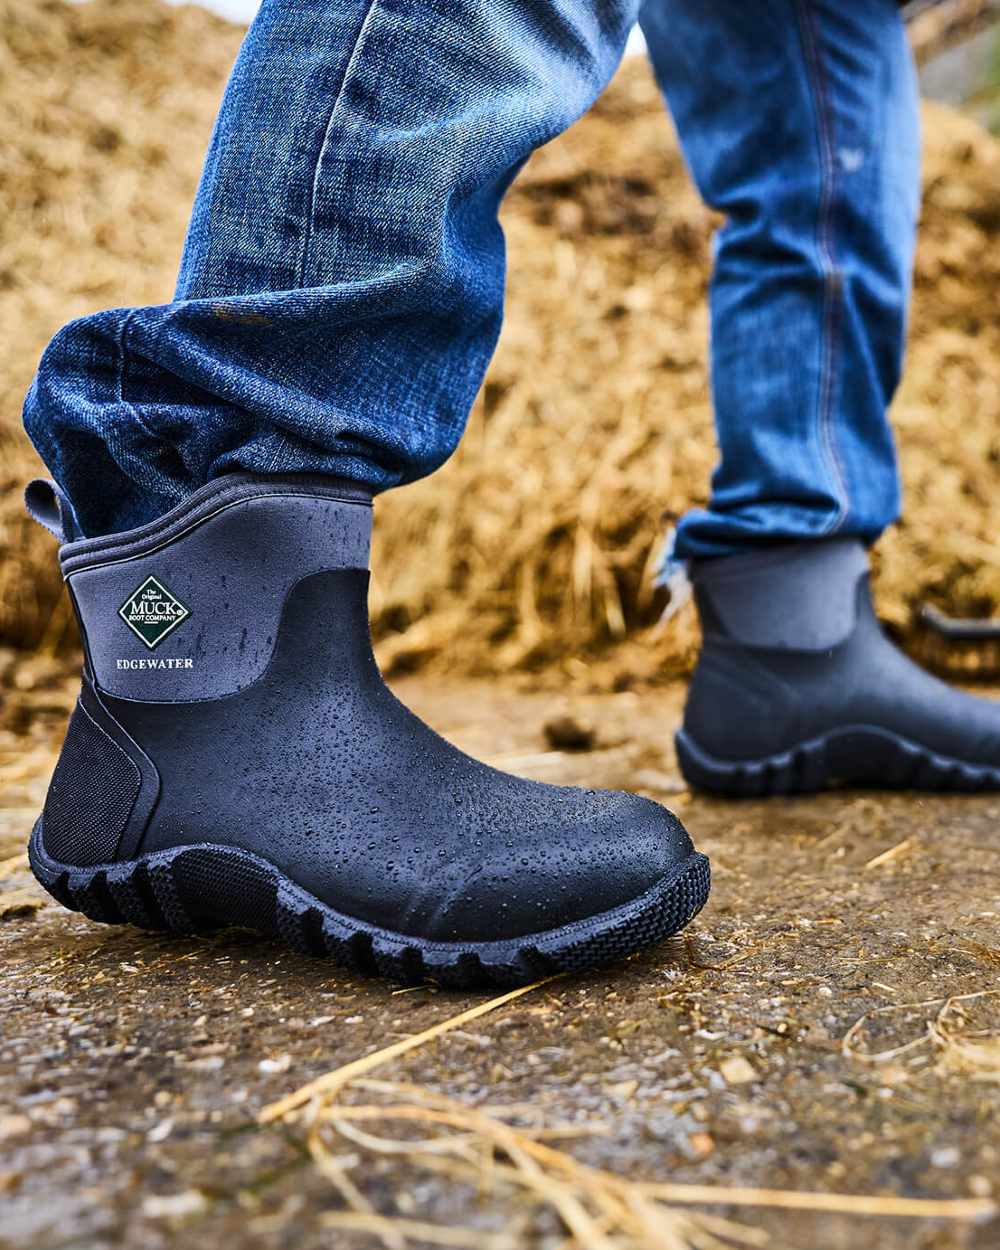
top-left (24, 0), bottom-right (920, 553)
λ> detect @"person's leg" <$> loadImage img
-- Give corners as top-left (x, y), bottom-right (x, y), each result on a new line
top-left (643, 0), bottom-right (1000, 796)
top-left (25, 0), bottom-right (638, 539)
top-left (23, 0), bottom-right (711, 982)
top-left (641, 0), bottom-right (919, 557)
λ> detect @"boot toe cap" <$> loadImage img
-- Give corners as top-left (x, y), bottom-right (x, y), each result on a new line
top-left (417, 789), bottom-right (696, 943)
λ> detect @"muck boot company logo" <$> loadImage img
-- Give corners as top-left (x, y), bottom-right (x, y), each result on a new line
top-left (118, 576), bottom-right (191, 649)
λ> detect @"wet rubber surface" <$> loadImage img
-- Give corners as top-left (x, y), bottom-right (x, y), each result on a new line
top-left (3, 677), bottom-right (1000, 1249)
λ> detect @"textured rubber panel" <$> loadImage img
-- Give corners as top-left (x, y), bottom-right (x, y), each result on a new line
top-left (28, 822), bottom-right (710, 990)
top-left (41, 701), bottom-right (141, 866)
top-left (676, 725), bottom-right (1000, 798)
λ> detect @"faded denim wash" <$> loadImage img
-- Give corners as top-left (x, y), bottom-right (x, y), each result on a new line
top-left (23, 0), bottom-right (920, 553)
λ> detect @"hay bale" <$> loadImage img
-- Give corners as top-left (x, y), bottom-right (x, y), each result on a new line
top-left (3, 0), bottom-right (1000, 686)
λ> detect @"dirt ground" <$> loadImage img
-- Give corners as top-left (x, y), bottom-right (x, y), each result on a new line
top-left (3, 674), bottom-right (1000, 1250)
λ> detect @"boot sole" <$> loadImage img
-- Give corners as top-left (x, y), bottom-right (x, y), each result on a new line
top-left (28, 821), bottom-right (710, 989)
top-left (677, 725), bottom-right (1000, 797)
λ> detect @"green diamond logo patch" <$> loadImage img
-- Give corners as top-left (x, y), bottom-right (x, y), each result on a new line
top-left (118, 576), bottom-right (190, 649)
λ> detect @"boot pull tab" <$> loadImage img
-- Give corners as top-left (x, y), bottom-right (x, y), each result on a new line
top-left (25, 478), bottom-right (77, 543)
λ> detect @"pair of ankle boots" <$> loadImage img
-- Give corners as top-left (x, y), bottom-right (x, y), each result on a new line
top-left (24, 474), bottom-right (1000, 986)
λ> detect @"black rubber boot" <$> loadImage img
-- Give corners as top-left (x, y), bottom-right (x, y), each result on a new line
top-left (677, 539), bottom-right (1000, 796)
top-left (26, 473), bottom-right (709, 987)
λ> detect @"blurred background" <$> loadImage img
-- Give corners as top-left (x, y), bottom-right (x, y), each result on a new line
top-left (4, 0), bottom-right (1000, 704)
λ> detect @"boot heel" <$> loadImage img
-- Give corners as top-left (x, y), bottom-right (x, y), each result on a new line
top-left (38, 697), bottom-right (142, 868)
top-left (34, 679), bottom-right (161, 875)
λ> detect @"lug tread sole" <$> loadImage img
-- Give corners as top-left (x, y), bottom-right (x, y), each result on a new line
top-left (676, 725), bottom-right (1000, 797)
top-left (28, 825), bottom-right (710, 990)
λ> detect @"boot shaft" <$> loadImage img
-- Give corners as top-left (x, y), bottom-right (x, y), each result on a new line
top-left (683, 539), bottom-right (872, 766)
top-left (30, 474), bottom-right (374, 870)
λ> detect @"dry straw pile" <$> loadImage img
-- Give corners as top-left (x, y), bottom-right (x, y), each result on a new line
top-left (3, 0), bottom-right (1000, 684)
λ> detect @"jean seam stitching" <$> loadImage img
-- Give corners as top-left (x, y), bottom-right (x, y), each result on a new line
top-left (117, 313), bottom-right (166, 446)
top-left (297, 0), bottom-right (381, 287)
top-left (792, 0), bottom-right (850, 537)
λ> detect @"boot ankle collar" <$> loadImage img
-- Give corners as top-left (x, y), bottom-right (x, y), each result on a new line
top-left (56, 473), bottom-right (371, 577)
top-left (691, 539), bottom-right (869, 651)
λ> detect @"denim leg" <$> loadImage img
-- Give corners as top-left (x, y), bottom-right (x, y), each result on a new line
top-left (24, 0), bottom-right (638, 537)
top-left (640, 0), bottom-right (921, 558)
